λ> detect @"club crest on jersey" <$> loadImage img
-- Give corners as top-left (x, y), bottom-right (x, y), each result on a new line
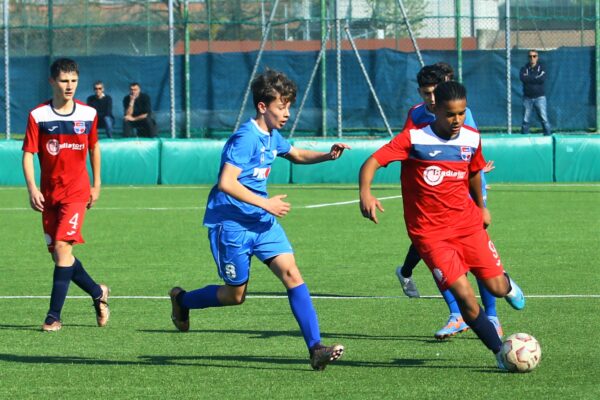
top-left (74, 121), bottom-right (86, 134)
top-left (460, 146), bottom-right (472, 161)
top-left (46, 139), bottom-right (60, 156)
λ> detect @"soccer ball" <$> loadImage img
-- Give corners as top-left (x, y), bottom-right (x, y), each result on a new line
top-left (500, 333), bottom-right (542, 372)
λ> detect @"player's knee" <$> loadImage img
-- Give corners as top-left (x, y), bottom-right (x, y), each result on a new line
top-left (281, 268), bottom-right (303, 287)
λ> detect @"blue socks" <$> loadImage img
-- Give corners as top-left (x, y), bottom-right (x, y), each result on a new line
top-left (46, 265), bottom-right (74, 323)
top-left (287, 283), bottom-right (321, 350)
top-left (71, 258), bottom-right (103, 299)
top-left (442, 280), bottom-right (497, 317)
top-left (400, 244), bottom-right (422, 277)
top-left (477, 279), bottom-right (497, 317)
top-left (441, 288), bottom-right (461, 314)
top-left (464, 306), bottom-right (502, 353)
top-left (181, 285), bottom-right (223, 309)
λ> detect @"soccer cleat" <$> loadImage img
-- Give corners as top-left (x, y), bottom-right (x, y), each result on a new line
top-left (42, 319), bottom-right (62, 332)
top-left (169, 287), bottom-right (190, 332)
top-left (488, 316), bottom-right (504, 338)
top-left (434, 313), bottom-right (469, 340)
top-left (93, 284), bottom-right (110, 327)
top-left (395, 266), bottom-right (420, 298)
top-left (504, 276), bottom-right (525, 310)
top-left (495, 351), bottom-right (508, 372)
top-left (309, 343), bottom-right (344, 371)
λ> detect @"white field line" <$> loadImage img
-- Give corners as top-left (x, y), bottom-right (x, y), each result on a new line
top-left (1, 294), bottom-right (599, 300)
top-left (304, 195), bottom-right (402, 209)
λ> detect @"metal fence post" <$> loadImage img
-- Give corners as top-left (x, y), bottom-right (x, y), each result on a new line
top-left (3, 0), bottom-right (9, 139)
top-left (455, 0), bottom-right (463, 82)
top-left (506, 0), bottom-right (512, 134)
top-left (596, 0), bottom-right (600, 132)
top-left (168, 0), bottom-right (175, 138)
top-left (184, 0), bottom-right (191, 138)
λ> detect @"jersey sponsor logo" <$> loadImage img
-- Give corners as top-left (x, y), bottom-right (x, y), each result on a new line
top-left (45, 139), bottom-right (86, 156)
top-left (423, 165), bottom-right (466, 186)
top-left (48, 126), bottom-right (59, 132)
top-left (253, 167), bottom-right (271, 180)
top-left (460, 146), bottom-right (472, 161)
top-left (428, 150), bottom-right (442, 157)
top-left (74, 121), bottom-right (86, 134)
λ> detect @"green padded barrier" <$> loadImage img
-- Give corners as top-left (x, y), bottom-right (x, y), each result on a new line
top-left (100, 138), bottom-right (160, 184)
top-left (160, 139), bottom-right (291, 185)
top-left (290, 139), bottom-right (400, 184)
top-left (0, 140), bottom-right (32, 185)
top-left (481, 135), bottom-right (553, 182)
top-left (554, 135), bottom-right (600, 182)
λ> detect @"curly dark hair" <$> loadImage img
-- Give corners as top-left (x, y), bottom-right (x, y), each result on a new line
top-left (251, 69), bottom-right (297, 110)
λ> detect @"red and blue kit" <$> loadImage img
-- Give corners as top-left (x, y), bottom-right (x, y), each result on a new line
top-left (22, 100), bottom-right (98, 250)
top-left (372, 124), bottom-right (504, 289)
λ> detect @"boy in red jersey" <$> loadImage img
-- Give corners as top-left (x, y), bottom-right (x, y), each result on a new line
top-left (22, 58), bottom-right (110, 332)
top-left (358, 81), bottom-right (524, 370)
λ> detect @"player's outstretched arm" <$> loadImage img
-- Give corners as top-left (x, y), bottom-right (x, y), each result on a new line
top-left (88, 142), bottom-right (101, 209)
top-left (284, 143), bottom-right (351, 164)
top-left (218, 163), bottom-right (291, 218)
top-left (359, 156), bottom-right (384, 224)
top-left (22, 152), bottom-right (44, 212)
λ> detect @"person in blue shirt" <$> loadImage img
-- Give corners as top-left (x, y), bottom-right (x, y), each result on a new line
top-left (395, 63), bottom-right (501, 340)
top-left (169, 69), bottom-right (350, 371)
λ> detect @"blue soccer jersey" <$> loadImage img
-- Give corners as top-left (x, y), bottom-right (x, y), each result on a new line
top-left (203, 119), bottom-right (292, 230)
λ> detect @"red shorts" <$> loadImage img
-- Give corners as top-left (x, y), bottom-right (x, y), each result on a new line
top-left (42, 202), bottom-right (88, 253)
top-left (414, 229), bottom-right (504, 291)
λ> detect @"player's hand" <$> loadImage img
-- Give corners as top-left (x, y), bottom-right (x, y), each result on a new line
top-left (88, 187), bottom-right (100, 209)
top-left (124, 115), bottom-right (135, 122)
top-left (482, 207), bottom-right (491, 228)
top-left (28, 188), bottom-right (45, 212)
top-left (329, 143), bottom-right (351, 160)
top-left (266, 194), bottom-right (291, 218)
top-left (483, 160), bottom-right (495, 173)
top-left (359, 193), bottom-right (384, 224)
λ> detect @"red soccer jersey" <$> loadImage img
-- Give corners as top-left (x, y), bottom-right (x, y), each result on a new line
top-left (372, 124), bottom-right (486, 242)
top-left (22, 100), bottom-right (98, 205)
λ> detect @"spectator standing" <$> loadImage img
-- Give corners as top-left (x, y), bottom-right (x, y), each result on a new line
top-left (520, 50), bottom-right (551, 136)
top-left (87, 81), bottom-right (114, 138)
top-left (122, 82), bottom-right (157, 138)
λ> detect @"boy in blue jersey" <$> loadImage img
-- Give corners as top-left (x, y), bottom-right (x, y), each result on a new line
top-left (169, 69), bottom-right (350, 371)
top-left (395, 63), bottom-right (501, 340)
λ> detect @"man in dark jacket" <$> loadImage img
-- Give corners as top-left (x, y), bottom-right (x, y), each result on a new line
top-left (87, 81), bottom-right (114, 138)
top-left (122, 82), bottom-right (158, 138)
top-left (519, 50), bottom-right (551, 136)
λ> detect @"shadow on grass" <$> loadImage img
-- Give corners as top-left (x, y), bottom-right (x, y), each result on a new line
top-left (0, 323), bottom-right (97, 332)
top-left (139, 327), bottom-right (446, 344)
top-left (0, 352), bottom-right (488, 371)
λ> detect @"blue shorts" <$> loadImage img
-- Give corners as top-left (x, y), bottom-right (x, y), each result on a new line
top-left (208, 221), bottom-right (293, 286)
